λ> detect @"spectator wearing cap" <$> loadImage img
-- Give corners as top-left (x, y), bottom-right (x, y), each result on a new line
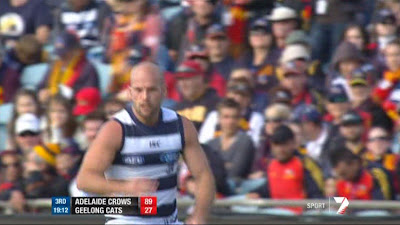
top-left (278, 59), bottom-right (323, 110)
top-left (229, 68), bottom-right (269, 113)
top-left (23, 143), bottom-right (60, 198)
top-left (330, 147), bottom-right (393, 200)
top-left (174, 60), bottom-right (220, 131)
top-left (6, 89), bottom-right (41, 150)
top-left (309, 0), bottom-right (364, 64)
top-left (204, 24), bottom-right (235, 80)
top-left (73, 87), bottom-right (102, 118)
top-left (369, 8), bottom-right (399, 75)
top-left (293, 105), bottom-right (332, 166)
top-left (268, 86), bottom-right (291, 106)
top-left (333, 110), bottom-right (367, 156)
top-left (205, 98), bottom-right (255, 181)
top-left (109, 44), bottom-right (151, 99)
top-left (363, 126), bottom-right (400, 195)
top-left (329, 42), bottom-right (365, 100)
top-left (221, 0), bottom-right (274, 58)
top-left (51, 142), bottom-right (83, 196)
top-left (236, 18), bottom-right (280, 93)
top-left (373, 40), bottom-right (400, 104)
top-left (268, 6), bottom-right (299, 50)
top-left (184, 44), bottom-right (227, 97)
top-left (42, 95), bottom-right (78, 146)
top-left (373, 9), bottom-right (398, 53)
top-left (324, 85), bottom-right (352, 126)
top-left (165, 0), bottom-right (220, 62)
top-left (13, 113), bottom-right (42, 155)
top-left (56, 0), bottom-right (110, 49)
top-left (349, 67), bottom-right (392, 131)
top-left (247, 125), bottom-right (324, 213)
top-left (285, 31), bottom-right (326, 95)
top-left (38, 31), bottom-right (99, 104)
top-left (199, 78), bottom-right (264, 146)
top-left (250, 103), bottom-right (292, 177)
top-left (0, 0), bottom-right (52, 47)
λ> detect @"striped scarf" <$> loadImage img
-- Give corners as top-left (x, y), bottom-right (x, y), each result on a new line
top-left (48, 51), bottom-right (85, 96)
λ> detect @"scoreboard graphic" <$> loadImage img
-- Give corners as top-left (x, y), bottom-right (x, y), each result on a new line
top-left (52, 196), bottom-right (157, 216)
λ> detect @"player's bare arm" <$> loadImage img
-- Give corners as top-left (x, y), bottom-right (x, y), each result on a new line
top-left (76, 120), bottom-right (158, 196)
top-left (181, 117), bottom-right (216, 224)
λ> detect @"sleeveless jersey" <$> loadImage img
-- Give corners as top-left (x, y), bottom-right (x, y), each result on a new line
top-left (105, 106), bottom-right (185, 223)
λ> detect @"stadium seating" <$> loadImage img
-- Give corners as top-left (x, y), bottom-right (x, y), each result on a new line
top-left (0, 103), bottom-right (14, 151)
top-left (21, 63), bottom-right (49, 90)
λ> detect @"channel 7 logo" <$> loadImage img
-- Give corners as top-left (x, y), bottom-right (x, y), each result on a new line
top-left (307, 197), bottom-right (350, 214)
top-left (333, 197), bottom-right (349, 214)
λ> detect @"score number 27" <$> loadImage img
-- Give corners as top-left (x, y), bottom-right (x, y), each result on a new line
top-left (140, 197), bottom-right (157, 215)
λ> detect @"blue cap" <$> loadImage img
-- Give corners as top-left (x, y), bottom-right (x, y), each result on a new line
top-left (206, 24), bottom-right (226, 38)
top-left (340, 110), bottom-right (363, 126)
top-left (374, 9), bottom-right (396, 24)
top-left (54, 31), bottom-right (80, 57)
top-left (292, 104), bottom-right (322, 123)
top-left (327, 85), bottom-right (349, 103)
top-left (250, 18), bottom-right (271, 33)
top-left (127, 44), bottom-right (151, 66)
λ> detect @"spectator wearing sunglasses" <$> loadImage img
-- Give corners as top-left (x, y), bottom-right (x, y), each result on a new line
top-left (363, 126), bottom-right (400, 195)
top-left (249, 103), bottom-right (291, 179)
top-left (13, 113), bottom-right (42, 155)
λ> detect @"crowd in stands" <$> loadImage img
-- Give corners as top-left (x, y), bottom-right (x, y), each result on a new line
top-left (1, 0), bottom-right (400, 215)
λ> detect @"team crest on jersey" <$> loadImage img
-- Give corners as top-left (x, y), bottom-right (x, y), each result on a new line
top-left (149, 140), bottom-right (161, 148)
top-left (160, 152), bottom-right (179, 163)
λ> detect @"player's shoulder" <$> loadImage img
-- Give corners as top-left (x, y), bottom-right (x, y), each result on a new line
top-left (161, 107), bottom-right (179, 122)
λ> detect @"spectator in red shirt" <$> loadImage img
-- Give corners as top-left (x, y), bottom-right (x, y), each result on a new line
top-left (373, 40), bottom-right (400, 103)
top-left (247, 125), bottom-right (324, 213)
top-left (185, 44), bottom-right (227, 97)
top-left (330, 147), bottom-right (393, 200)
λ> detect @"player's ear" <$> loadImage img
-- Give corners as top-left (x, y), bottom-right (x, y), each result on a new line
top-left (128, 86), bottom-right (134, 99)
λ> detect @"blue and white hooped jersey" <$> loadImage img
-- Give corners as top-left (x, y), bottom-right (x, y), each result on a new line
top-left (105, 106), bottom-right (185, 222)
